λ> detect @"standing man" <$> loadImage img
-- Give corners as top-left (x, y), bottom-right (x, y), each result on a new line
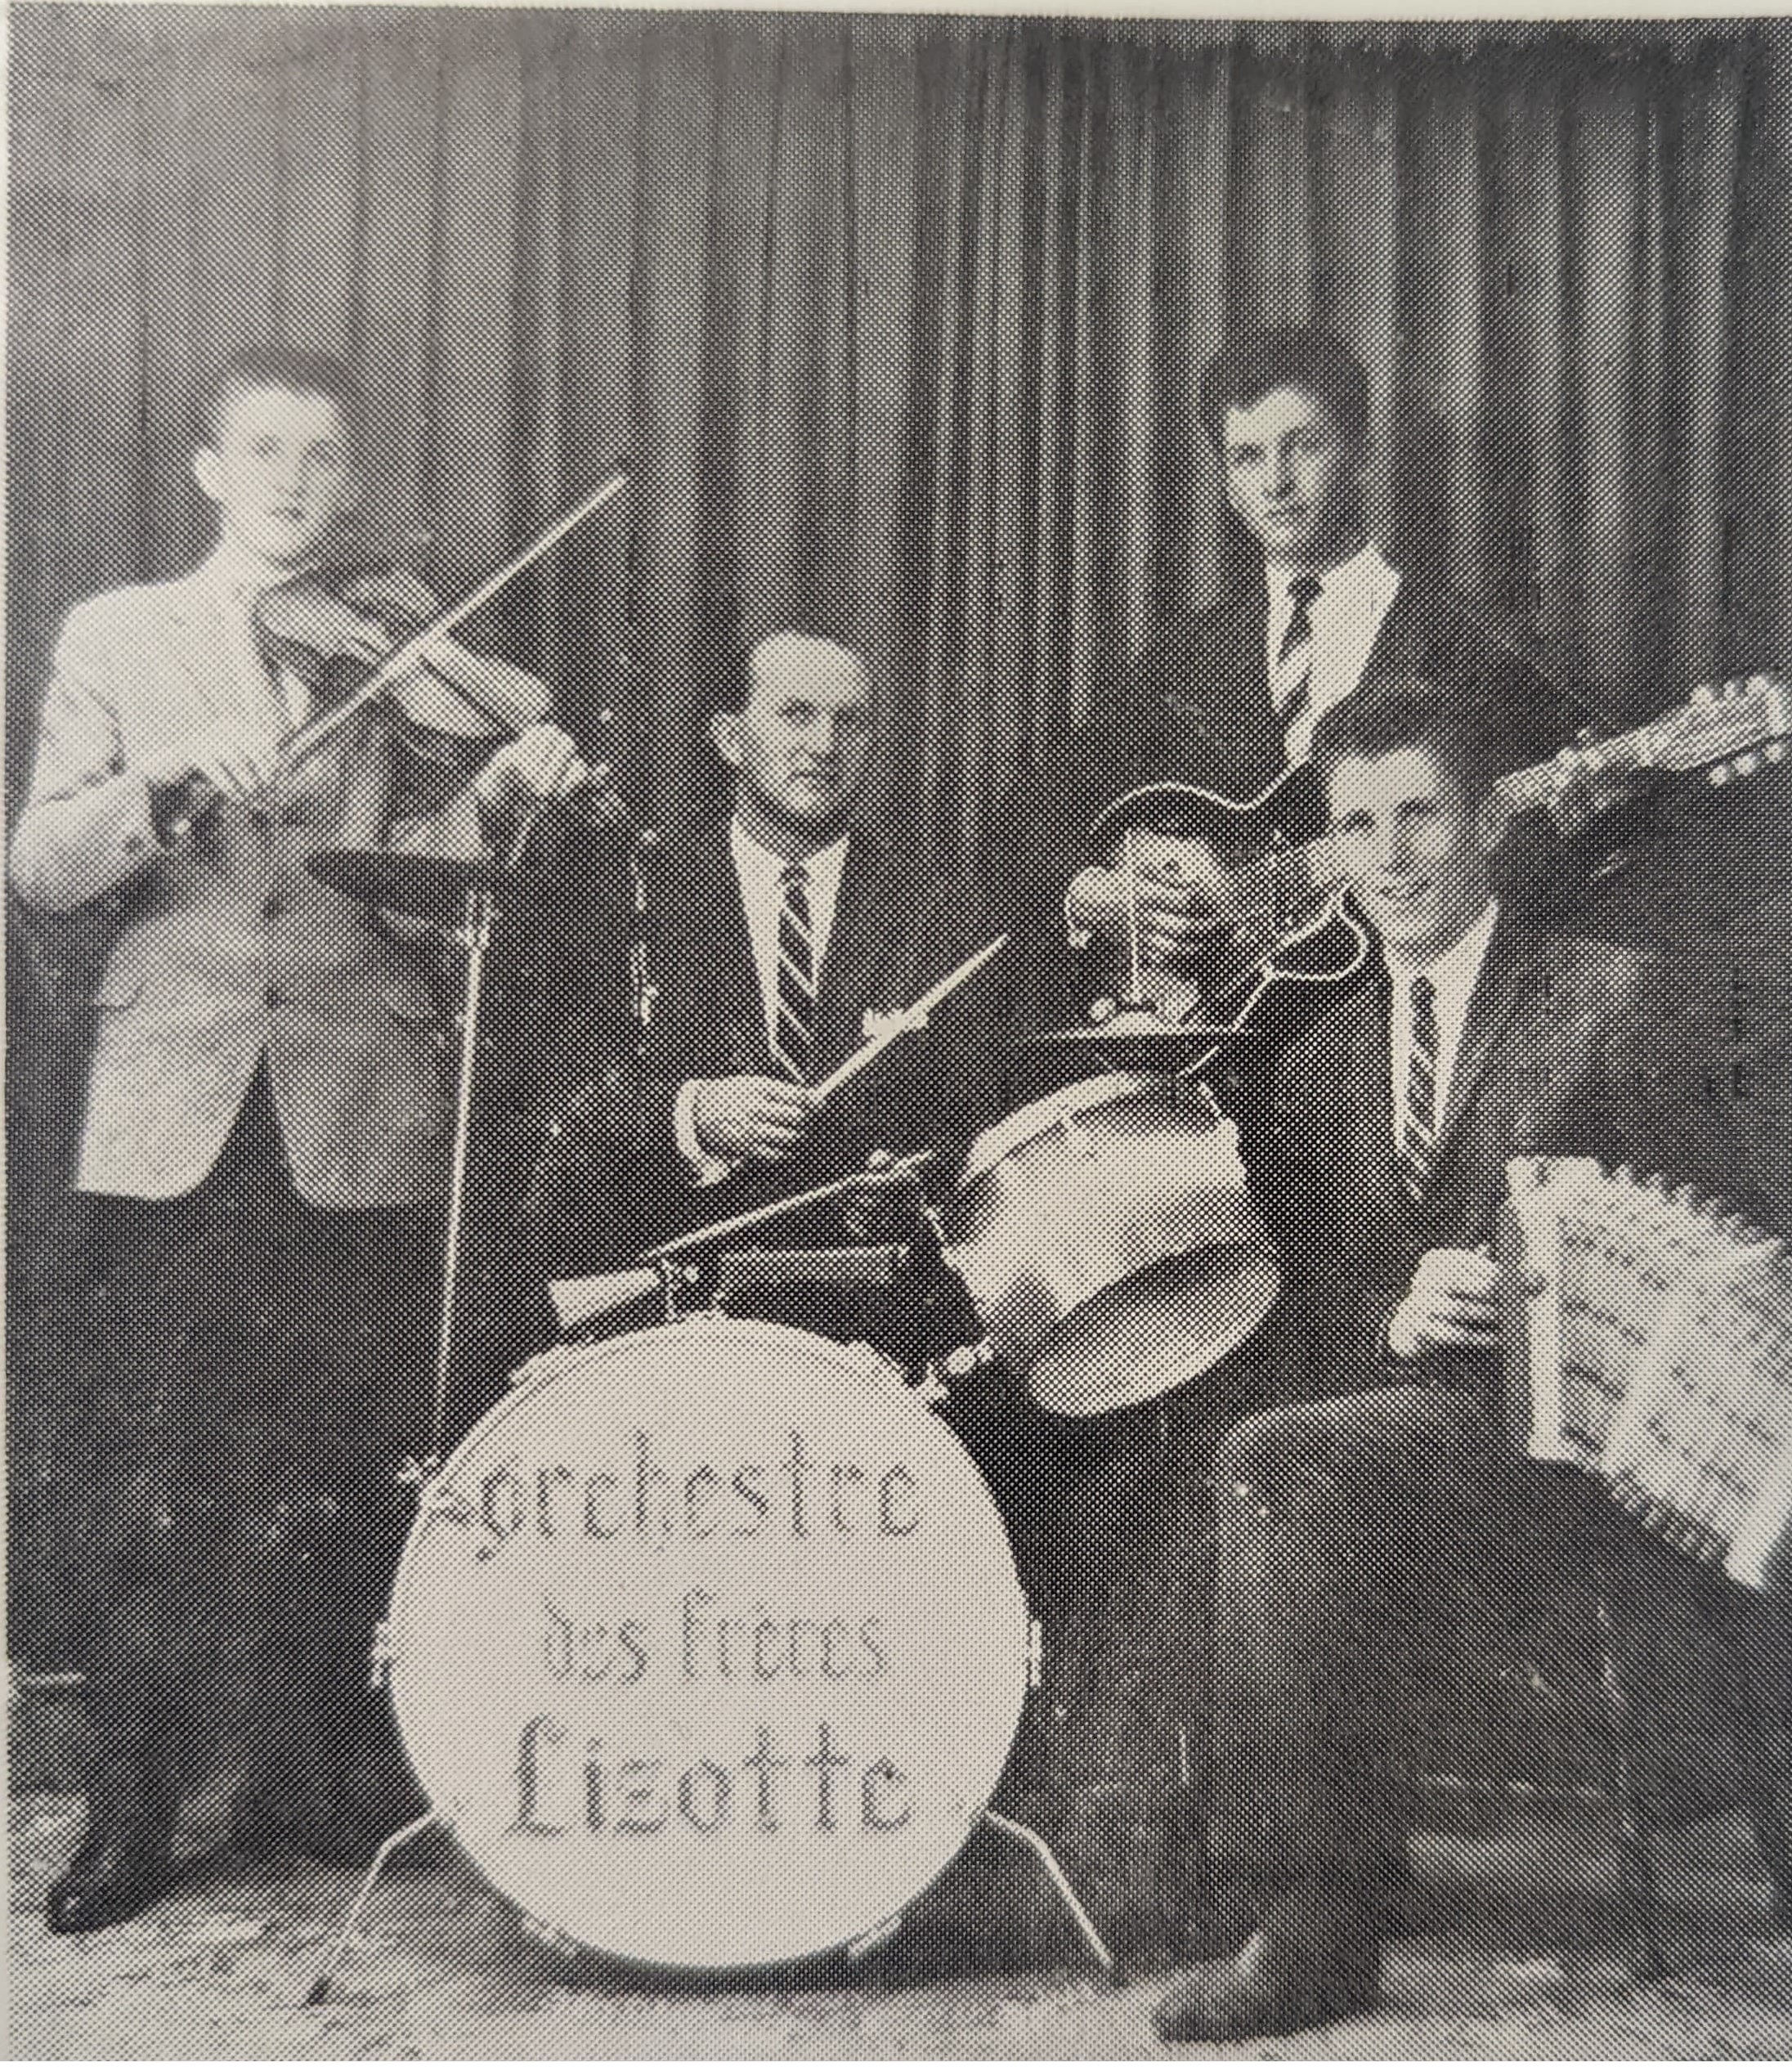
top-left (11, 344), bottom-right (587, 1930)
top-left (1154, 682), bottom-right (1706, 2041)
top-left (526, 628), bottom-right (1002, 1280)
top-left (1010, 326), bottom-right (1577, 1017)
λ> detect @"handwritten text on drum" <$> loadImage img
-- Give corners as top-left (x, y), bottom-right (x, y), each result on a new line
top-left (510, 1716), bottom-right (912, 1837)
top-left (469, 1428), bottom-right (924, 1550)
top-left (541, 1591), bottom-right (889, 1687)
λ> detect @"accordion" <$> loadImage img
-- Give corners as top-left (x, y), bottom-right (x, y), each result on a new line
top-left (1495, 1156), bottom-right (1792, 1597)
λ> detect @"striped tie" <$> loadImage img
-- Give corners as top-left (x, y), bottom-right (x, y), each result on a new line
top-left (1273, 572), bottom-right (1324, 736)
top-left (1399, 974), bottom-right (1439, 1199)
top-left (773, 863), bottom-right (817, 1083)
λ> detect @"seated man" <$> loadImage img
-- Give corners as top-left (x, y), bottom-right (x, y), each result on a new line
top-left (525, 627), bottom-right (1006, 1307)
top-left (1155, 680), bottom-right (1711, 2041)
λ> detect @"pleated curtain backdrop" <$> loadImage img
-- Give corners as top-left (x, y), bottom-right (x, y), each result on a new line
top-left (9, 8), bottom-right (1790, 863)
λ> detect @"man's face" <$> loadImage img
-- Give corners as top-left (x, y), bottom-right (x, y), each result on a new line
top-left (712, 637), bottom-right (874, 850)
top-left (1221, 383), bottom-right (1364, 571)
top-left (1326, 745), bottom-right (1492, 964)
top-left (193, 382), bottom-right (356, 567)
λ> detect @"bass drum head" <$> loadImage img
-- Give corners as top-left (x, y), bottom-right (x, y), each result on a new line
top-left (387, 1318), bottom-right (1029, 1971)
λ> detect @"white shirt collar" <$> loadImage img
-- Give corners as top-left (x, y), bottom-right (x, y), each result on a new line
top-left (728, 816), bottom-right (850, 894)
top-left (1264, 538), bottom-right (1391, 607)
top-left (1384, 899), bottom-right (1500, 1006)
top-left (1266, 543), bottom-right (1402, 763)
top-left (203, 536), bottom-right (310, 610)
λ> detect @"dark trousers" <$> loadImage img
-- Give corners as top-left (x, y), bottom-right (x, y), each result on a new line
top-left (1204, 1383), bottom-right (1560, 1942)
top-left (72, 1068), bottom-right (438, 1827)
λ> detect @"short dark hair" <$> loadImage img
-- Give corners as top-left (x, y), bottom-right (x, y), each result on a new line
top-left (1198, 327), bottom-right (1371, 455)
top-left (1309, 679), bottom-right (1501, 806)
top-left (693, 613), bottom-right (871, 732)
top-left (197, 345), bottom-right (363, 449)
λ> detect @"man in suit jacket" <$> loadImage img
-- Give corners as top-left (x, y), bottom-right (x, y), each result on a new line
top-left (1154, 682), bottom-right (1705, 2042)
top-left (526, 629), bottom-right (1004, 1299)
top-left (10, 346), bottom-right (587, 1931)
top-left (1007, 326), bottom-right (1579, 1028)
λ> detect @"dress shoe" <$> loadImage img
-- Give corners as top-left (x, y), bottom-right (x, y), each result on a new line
top-left (1154, 1925), bottom-right (1381, 2042)
top-left (46, 1826), bottom-right (178, 1934)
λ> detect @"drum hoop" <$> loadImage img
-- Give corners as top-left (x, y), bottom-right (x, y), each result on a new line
top-left (958, 1068), bottom-right (1203, 1182)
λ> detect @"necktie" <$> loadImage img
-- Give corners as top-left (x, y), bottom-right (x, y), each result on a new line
top-left (1399, 973), bottom-right (1439, 1199)
top-left (1273, 572), bottom-right (1324, 733)
top-left (773, 863), bottom-right (817, 1083)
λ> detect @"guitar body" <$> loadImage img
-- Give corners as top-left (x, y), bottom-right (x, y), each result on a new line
top-left (1076, 670), bottom-right (1791, 1046)
top-left (1084, 763), bottom-right (1368, 1027)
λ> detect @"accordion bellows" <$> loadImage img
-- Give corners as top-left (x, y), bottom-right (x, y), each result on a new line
top-left (1497, 1156), bottom-right (1792, 1596)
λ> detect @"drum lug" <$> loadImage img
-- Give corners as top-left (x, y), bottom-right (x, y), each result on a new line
top-left (368, 1619), bottom-right (395, 1692)
top-left (1055, 1106), bottom-right (1095, 1159)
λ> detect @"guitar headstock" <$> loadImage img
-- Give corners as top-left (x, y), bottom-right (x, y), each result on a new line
top-left (1497, 672), bottom-right (1792, 820)
top-left (1644, 673), bottom-right (1792, 783)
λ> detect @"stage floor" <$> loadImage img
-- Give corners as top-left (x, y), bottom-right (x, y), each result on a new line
top-left (10, 1791), bottom-right (1792, 2060)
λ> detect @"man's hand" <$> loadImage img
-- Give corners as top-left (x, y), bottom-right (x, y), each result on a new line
top-left (691, 1075), bottom-right (818, 1164)
top-left (141, 731), bottom-right (281, 809)
top-left (473, 722), bottom-right (589, 823)
top-left (139, 731), bottom-right (280, 838)
top-left (1067, 843), bottom-right (1230, 966)
top-left (1389, 1246), bottom-right (1540, 1360)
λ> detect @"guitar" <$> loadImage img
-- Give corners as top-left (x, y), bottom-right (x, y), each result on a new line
top-left (1081, 672), bottom-right (1792, 1032)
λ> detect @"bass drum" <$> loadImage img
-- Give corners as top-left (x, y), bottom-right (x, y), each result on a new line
top-left (385, 1317), bottom-right (1030, 1970)
top-left (944, 1072), bottom-right (1279, 1417)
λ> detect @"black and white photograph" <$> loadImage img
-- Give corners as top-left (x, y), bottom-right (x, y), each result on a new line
top-left (7, 5), bottom-right (1792, 2056)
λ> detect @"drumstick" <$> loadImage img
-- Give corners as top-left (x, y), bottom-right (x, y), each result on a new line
top-left (809, 933), bottom-right (1008, 1103)
top-left (1123, 827), bottom-right (1145, 1005)
top-left (639, 1149), bottom-right (937, 1262)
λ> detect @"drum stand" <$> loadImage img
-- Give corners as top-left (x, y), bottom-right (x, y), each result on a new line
top-left (840, 1811), bottom-right (1115, 1977)
top-left (423, 878), bottom-right (495, 1477)
top-left (305, 1805), bottom-right (1114, 2006)
top-left (304, 875), bottom-right (495, 2005)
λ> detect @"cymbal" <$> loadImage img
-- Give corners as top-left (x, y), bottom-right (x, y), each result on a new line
top-left (307, 848), bottom-right (498, 920)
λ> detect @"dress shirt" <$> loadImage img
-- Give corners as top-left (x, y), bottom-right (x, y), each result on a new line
top-left (1265, 542), bottom-right (1402, 763)
top-left (1384, 899), bottom-right (1500, 1143)
top-left (673, 820), bottom-right (852, 1181)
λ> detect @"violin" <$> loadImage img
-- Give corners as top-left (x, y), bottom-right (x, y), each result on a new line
top-left (255, 549), bottom-right (553, 742)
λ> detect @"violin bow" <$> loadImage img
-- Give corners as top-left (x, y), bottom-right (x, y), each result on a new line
top-left (275, 468), bottom-right (630, 770)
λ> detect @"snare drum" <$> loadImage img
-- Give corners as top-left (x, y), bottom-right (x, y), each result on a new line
top-left (943, 1072), bottom-right (1279, 1417)
top-left (385, 1317), bottom-right (1030, 1969)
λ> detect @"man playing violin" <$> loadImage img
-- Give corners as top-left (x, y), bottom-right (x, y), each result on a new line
top-left (1154, 680), bottom-right (1717, 2042)
top-left (11, 344), bottom-right (588, 1931)
top-left (1012, 326), bottom-right (1578, 1017)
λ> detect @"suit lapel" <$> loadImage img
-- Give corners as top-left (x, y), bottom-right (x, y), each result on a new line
top-left (1431, 923), bottom-right (1535, 1177)
top-left (169, 566), bottom-right (289, 740)
top-left (813, 837), bottom-right (903, 1076)
top-left (662, 838), bottom-right (770, 1074)
top-left (1346, 970), bottom-right (1402, 1194)
top-left (162, 572), bottom-right (249, 733)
